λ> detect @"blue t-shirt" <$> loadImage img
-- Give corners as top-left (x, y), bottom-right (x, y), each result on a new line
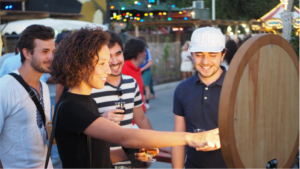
top-left (173, 66), bottom-right (227, 168)
top-left (140, 48), bottom-right (152, 71)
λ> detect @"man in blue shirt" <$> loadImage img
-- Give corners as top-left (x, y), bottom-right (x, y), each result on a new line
top-left (172, 27), bottom-right (227, 168)
top-left (137, 36), bottom-right (152, 109)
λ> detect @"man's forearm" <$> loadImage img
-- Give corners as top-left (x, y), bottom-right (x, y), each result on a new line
top-left (135, 115), bottom-right (153, 130)
top-left (110, 148), bottom-right (128, 164)
top-left (172, 145), bottom-right (186, 168)
top-left (141, 61), bottom-right (152, 72)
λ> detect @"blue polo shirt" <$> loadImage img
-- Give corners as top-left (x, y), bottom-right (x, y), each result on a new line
top-left (173, 66), bottom-right (227, 168)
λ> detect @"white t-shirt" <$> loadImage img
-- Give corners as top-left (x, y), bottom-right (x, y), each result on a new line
top-left (181, 51), bottom-right (192, 61)
top-left (0, 70), bottom-right (53, 168)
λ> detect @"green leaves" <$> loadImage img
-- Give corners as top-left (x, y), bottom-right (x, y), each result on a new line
top-left (173, 0), bottom-right (279, 21)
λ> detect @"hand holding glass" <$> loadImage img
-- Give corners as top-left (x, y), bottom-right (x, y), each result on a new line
top-left (139, 148), bottom-right (158, 162)
top-left (114, 101), bottom-right (125, 123)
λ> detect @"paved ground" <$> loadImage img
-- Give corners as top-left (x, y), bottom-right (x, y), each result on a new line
top-left (144, 82), bottom-right (181, 168)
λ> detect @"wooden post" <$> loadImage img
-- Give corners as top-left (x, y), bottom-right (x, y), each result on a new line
top-left (22, 1), bottom-right (25, 11)
top-left (156, 27), bottom-right (159, 44)
top-left (259, 22), bottom-right (262, 34)
top-left (235, 25), bottom-right (238, 39)
top-left (135, 25), bottom-right (139, 37)
top-left (2, 35), bottom-right (7, 55)
top-left (0, 32), bottom-right (2, 58)
top-left (194, 23), bottom-right (200, 29)
top-left (176, 31), bottom-right (180, 42)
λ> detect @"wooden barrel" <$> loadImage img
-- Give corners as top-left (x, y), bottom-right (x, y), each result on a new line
top-left (219, 34), bottom-right (299, 168)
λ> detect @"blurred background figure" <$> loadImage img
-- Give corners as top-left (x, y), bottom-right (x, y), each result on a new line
top-left (54, 32), bottom-right (68, 103)
top-left (180, 42), bottom-right (192, 80)
top-left (137, 36), bottom-right (153, 109)
top-left (149, 76), bottom-right (156, 99)
top-left (122, 38), bottom-right (147, 113)
top-left (235, 37), bottom-right (243, 49)
top-left (0, 45), bottom-right (21, 78)
top-left (225, 35), bottom-right (231, 42)
top-left (221, 40), bottom-right (238, 70)
top-left (243, 34), bottom-right (252, 43)
top-left (0, 51), bottom-right (16, 68)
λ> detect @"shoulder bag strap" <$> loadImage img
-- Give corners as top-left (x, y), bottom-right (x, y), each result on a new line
top-left (87, 136), bottom-right (92, 168)
top-left (9, 73), bottom-right (46, 127)
top-left (45, 100), bottom-right (66, 169)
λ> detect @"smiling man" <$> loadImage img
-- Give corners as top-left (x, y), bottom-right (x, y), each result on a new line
top-left (172, 27), bottom-right (227, 168)
top-left (0, 25), bottom-right (55, 168)
top-left (91, 31), bottom-right (153, 168)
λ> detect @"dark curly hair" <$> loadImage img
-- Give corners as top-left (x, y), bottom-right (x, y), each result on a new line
top-left (18, 24), bottom-right (55, 63)
top-left (123, 38), bottom-right (146, 61)
top-left (50, 27), bottom-right (110, 88)
top-left (106, 30), bottom-right (123, 51)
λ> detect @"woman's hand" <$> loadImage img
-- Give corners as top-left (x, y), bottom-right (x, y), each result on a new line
top-left (186, 128), bottom-right (221, 151)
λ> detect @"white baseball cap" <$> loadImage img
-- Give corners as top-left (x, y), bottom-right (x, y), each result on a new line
top-left (188, 27), bottom-right (225, 52)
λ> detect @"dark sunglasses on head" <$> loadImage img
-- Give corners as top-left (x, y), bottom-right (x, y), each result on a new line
top-left (116, 88), bottom-right (123, 97)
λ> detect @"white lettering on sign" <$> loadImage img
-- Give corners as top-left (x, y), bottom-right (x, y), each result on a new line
top-left (200, 32), bottom-right (212, 45)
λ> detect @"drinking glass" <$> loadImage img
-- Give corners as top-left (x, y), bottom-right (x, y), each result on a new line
top-left (194, 129), bottom-right (206, 133)
top-left (114, 101), bottom-right (125, 122)
top-left (142, 148), bottom-right (158, 162)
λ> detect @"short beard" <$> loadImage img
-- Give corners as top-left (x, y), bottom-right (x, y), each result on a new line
top-left (197, 66), bottom-right (220, 78)
top-left (109, 63), bottom-right (123, 77)
top-left (31, 55), bottom-right (50, 73)
top-left (109, 73), bottom-right (121, 77)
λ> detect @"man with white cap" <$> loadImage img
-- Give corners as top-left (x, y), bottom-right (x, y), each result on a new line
top-left (172, 27), bottom-right (227, 168)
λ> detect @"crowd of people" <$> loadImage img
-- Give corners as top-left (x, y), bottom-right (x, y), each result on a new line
top-left (0, 25), bottom-right (227, 168)
top-left (0, 23), bottom-right (255, 168)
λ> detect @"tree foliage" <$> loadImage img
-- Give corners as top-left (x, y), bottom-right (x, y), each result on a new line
top-left (173, 0), bottom-right (282, 20)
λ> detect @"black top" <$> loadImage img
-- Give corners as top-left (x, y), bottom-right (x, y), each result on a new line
top-left (173, 66), bottom-right (227, 168)
top-left (55, 92), bottom-right (113, 168)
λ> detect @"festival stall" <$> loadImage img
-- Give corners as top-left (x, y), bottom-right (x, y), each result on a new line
top-left (251, 0), bottom-right (299, 34)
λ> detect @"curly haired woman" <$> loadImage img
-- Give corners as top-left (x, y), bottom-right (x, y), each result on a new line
top-left (50, 27), bottom-right (221, 168)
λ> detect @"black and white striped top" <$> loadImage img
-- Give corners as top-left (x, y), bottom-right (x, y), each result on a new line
top-left (91, 74), bottom-right (143, 148)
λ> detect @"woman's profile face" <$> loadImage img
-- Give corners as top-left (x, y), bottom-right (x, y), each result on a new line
top-left (85, 45), bottom-right (111, 90)
top-left (184, 43), bottom-right (189, 50)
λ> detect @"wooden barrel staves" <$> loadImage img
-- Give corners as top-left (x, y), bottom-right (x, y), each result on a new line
top-left (219, 34), bottom-right (299, 168)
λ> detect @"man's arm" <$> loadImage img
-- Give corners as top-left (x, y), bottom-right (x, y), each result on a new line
top-left (133, 106), bottom-right (153, 130)
top-left (110, 148), bottom-right (153, 164)
top-left (140, 60), bottom-right (152, 72)
top-left (172, 114), bottom-right (187, 169)
top-left (110, 148), bottom-right (128, 164)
